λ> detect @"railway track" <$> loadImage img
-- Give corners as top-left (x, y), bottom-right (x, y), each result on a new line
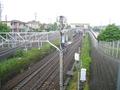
top-left (34, 34), bottom-right (82, 90)
top-left (13, 53), bottom-right (59, 90)
top-left (2, 33), bottom-right (82, 90)
top-left (2, 50), bottom-right (59, 90)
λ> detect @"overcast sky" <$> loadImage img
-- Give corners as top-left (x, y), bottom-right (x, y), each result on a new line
top-left (1, 0), bottom-right (120, 26)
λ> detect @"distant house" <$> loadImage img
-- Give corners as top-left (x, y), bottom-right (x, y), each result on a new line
top-left (2, 20), bottom-right (32, 32)
top-left (11, 20), bottom-right (26, 32)
top-left (26, 20), bottom-right (41, 31)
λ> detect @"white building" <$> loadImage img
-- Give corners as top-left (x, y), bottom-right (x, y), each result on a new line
top-left (26, 20), bottom-right (41, 30)
top-left (2, 20), bottom-right (33, 32)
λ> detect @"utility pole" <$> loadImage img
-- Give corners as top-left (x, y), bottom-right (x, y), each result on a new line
top-left (59, 16), bottom-right (64, 90)
top-left (0, 1), bottom-right (2, 87)
top-left (34, 12), bottom-right (37, 31)
top-left (0, 1), bottom-right (2, 85)
top-left (0, 1), bottom-right (2, 22)
top-left (57, 16), bottom-right (66, 90)
top-left (34, 12), bottom-right (37, 21)
top-left (5, 15), bottom-right (7, 26)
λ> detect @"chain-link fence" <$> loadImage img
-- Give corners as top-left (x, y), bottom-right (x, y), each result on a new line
top-left (98, 41), bottom-right (120, 59)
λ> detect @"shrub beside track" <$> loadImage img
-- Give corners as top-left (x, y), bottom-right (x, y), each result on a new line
top-left (0, 40), bottom-right (60, 85)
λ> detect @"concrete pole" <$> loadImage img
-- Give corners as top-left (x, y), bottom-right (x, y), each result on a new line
top-left (78, 61), bottom-right (79, 90)
top-left (47, 39), bottom-right (63, 90)
top-left (59, 31), bottom-right (63, 90)
top-left (0, 2), bottom-right (2, 22)
top-left (78, 47), bottom-right (81, 90)
top-left (59, 50), bottom-right (63, 90)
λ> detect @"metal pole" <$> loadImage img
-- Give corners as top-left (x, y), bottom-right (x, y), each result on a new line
top-left (78, 68), bottom-right (80, 90)
top-left (59, 31), bottom-right (63, 90)
top-left (47, 39), bottom-right (63, 90)
top-left (112, 41), bottom-right (115, 57)
top-left (60, 50), bottom-right (63, 90)
top-left (0, 1), bottom-right (2, 22)
top-left (57, 16), bottom-right (66, 90)
top-left (117, 64), bottom-right (120, 90)
top-left (47, 40), bottom-right (63, 90)
top-left (116, 41), bottom-right (119, 58)
top-left (78, 47), bottom-right (80, 90)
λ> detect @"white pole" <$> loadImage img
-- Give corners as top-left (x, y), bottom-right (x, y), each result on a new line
top-left (112, 41), bottom-right (115, 57)
top-left (116, 41), bottom-right (119, 58)
top-left (109, 42), bottom-right (111, 55)
top-left (78, 47), bottom-right (80, 90)
top-left (60, 50), bottom-right (63, 90)
top-left (25, 32), bottom-right (27, 51)
top-left (110, 42), bottom-right (112, 56)
top-left (38, 40), bottom-right (40, 49)
top-left (78, 70), bottom-right (79, 90)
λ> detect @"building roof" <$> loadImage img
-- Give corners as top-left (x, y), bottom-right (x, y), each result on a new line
top-left (11, 20), bottom-right (26, 24)
top-left (26, 20), bottom-right (40, 24)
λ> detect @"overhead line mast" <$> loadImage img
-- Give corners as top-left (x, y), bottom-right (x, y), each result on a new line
top-left (0, 1), bottom-right (2, 22)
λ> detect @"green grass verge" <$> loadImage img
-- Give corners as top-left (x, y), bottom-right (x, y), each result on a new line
top-left (0, 39), bottom-right (60, 83)
top-left (66, 33), bottom-right (91, 90)
top-left (81, 33), bottom-right (91, 90)
top-left (66, 68), bottom-right (77, 90)
top-left (81, 33), bottom-right (91, 75)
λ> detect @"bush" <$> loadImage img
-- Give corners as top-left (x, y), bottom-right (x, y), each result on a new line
top-left (0, 39), bottom-right (60, 83)
top-left (97, 24), bottom-right (120, 41)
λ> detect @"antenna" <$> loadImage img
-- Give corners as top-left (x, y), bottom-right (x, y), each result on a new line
top-left (5, 14), bottom-right (7, 26)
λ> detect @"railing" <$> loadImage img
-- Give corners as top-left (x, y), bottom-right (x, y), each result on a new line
top-left (90, 29), bottom-right (120, 59)
top-left (98, 40), bottom-right (120, 59)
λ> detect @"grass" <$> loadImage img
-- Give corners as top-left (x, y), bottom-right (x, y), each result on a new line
top-left (66, 33), bottom-right (91, 90)
top-left (81, 33), bottom-right (91, 90)
top-left (81, 33), bottom-right (91, 75)
top-left (84, 82), bottom-right (89, 90)
top-left (0, 39), bottom-right (60, 84)
top-left (66, 68), bottom-right (78, 90)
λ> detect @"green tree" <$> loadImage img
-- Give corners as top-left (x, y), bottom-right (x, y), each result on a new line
top-left (97, 24), bottom-right (120, 41)
top-left (0, 23), bottom-right (10, 32)
top-left (40, 24), bottom-right (45, 30)
top-left (52, 22), bottom-right (58, 31)
top-left (45, 23), bottom-right (58, 32)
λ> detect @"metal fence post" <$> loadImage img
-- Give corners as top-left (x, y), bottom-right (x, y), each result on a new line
top-left (109, 42), bottom-right (111, 55)
top-left (116, 41), bottom-right (119, 58)
top-left (112, 41), bottom-right (115, 57)
top-left (117, 64), bottom-right (120, 90)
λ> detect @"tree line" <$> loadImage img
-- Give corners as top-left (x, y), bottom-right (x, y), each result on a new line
top-left (97, 24), bottom-right (120, 42)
